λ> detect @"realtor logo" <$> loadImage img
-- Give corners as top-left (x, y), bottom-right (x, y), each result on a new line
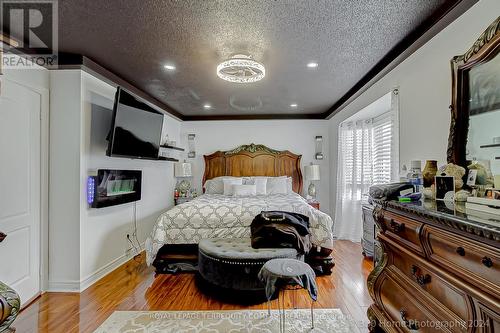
top-left (1, 0), bottom-right (58, 69)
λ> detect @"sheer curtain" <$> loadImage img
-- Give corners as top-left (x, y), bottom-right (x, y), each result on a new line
top-left (334, 119), bottom-right (373, 241)
top-left (334, 90), bottom-right (399, 242)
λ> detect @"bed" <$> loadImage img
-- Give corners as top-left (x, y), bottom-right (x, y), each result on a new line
top-left (145, 144), bottom-right (335, 272)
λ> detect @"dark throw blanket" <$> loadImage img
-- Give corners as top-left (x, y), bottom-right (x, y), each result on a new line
top-left (251, 211), bottom-right (312, 254)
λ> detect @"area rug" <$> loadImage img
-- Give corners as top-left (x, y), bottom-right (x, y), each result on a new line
top-left (94, 309), bottom-right (356, 332)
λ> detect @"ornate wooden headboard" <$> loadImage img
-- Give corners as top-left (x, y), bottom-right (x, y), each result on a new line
top-left (203, 144), bottom-right (303, 193)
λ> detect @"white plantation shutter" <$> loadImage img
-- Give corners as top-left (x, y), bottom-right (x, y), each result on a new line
top-left (372, 113), bottom-right (394, 185)
top-left (341, 120), bottom-right (373, 201)
top-left (334, 90), bottom-right (399, 241)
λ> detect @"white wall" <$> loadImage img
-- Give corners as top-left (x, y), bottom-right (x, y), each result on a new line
top-left (180, 120), bottom-right (331, 214)
top-left (49, 70), bottom-right (181, 291)
top-left (329, 0), bottom-right (500, 215)
top-left (79, 72), bottom-right (181, 288)
top-left (49, 70), bottom-right (82, 289)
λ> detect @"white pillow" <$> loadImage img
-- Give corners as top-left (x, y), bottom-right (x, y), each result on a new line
top-left (266, 176), bottom-right (288, 194)
top-left (223, 178), bottom-right (243, 195)
top-left (232, 184), bottom-right (257, 196)
top-left (205, 176), bottom-right (237, 194)
top-left (286, 177), bottom-right (293, 193)
top-left (243, 177), bottom-right (267, 195)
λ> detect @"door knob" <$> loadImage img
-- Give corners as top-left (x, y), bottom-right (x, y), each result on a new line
top-left (0, 232), bottom-right (6, 243)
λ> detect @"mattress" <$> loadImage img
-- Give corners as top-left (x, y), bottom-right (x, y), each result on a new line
top-left (145, 193), bottom-right (334, 265)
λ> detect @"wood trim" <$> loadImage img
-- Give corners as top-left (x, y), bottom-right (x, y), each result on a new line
top-left (183, 113), bottom-right (324, 121)
top-left (57, 53), bottom-right (184, 121)
top-left (323, 0), bottom-right (478, 120)
top-left (0, 34), bottom-right (19, 48)
top-left (52, 1), bottom-right (477, 121)
top-left (202, 143), bottom-right (303, 194)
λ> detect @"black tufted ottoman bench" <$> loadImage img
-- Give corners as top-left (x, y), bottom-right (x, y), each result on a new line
top-left (197, 238), bottom-right (300, 303)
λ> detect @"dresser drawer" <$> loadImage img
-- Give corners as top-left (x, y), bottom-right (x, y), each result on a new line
top-left (378, 270), bottom-right (453, 333)
top-left (384, 234), bottom-right (471, 325)
top-left (381, 211), bottom-right (424, 256)
top-left (422, 226), bottom-right (500, 297)
top-left (475, 301), bottom-right (500, 333)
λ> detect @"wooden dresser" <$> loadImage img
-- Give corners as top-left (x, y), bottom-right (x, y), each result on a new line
top-left (368, 200), bottom-right (500, 333)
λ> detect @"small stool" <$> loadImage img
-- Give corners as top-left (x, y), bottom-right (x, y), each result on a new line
top-left (258, 258), bottom-right (317, 333)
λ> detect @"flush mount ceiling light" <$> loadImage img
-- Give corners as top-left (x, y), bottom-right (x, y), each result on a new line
top-left (164, 64), bottom-right (176, 71)
top-left (306, 62), bottom-right (319, 68)
top-left (217, 54), bottom-right (265, 83)
top-left (290, 103), bottom-right (298, 108)
top-left (203, 104), bottom-right (212, 109)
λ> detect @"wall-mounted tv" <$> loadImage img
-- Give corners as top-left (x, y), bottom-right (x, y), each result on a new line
top-left (106, 87), bottom-right (164, 160)
top-left (88, 169), bottom-right (142, 208)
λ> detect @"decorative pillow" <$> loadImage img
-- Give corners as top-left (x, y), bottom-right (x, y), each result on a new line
top-left (205, 176), bottom-right (237, 194)
top-left (223, 178), bottom-right (243, 196)
top-left (243, 177), bottom-right (267, 195)
top-left (266, 176), bottom-right (288, 194)
top-left (232, 184), bottom-right (257, 196)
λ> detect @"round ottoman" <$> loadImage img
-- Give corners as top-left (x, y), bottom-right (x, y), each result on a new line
top-left (198, 238), bottom-right (300, 295)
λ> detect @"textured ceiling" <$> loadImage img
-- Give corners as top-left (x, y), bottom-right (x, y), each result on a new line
top-left (57, 0), bottom-right (456, 117)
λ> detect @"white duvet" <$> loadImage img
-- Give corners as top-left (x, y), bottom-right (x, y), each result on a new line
top-left (145, 193), bottom-right (334, 265)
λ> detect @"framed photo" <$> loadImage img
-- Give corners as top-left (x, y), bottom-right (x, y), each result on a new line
top-left (435, 176), bottom-right (455, 201)
top-left (466, 169), bottom-right (478, 186)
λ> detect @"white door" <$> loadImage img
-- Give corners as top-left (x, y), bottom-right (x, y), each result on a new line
top-left (0, 78), bottom-right (41, 304)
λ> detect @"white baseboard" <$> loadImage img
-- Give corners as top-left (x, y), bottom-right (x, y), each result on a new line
top-left (48, 243), bottom-right (145, 293)
top-left (47, 280), bottom-right (81, 292)
top-left (79, 244), bottom-right (144, 292)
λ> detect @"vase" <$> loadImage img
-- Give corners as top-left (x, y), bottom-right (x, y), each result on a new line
top-left (423, 160), bottom-right (438, 188)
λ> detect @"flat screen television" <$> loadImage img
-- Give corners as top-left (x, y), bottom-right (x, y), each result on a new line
top-left (106, 87), bottom-right (164, 160)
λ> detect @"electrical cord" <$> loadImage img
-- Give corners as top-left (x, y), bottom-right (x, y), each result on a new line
top-left (132, 202), bottom-right (141, 253)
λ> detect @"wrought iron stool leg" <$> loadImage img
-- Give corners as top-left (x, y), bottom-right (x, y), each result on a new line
top-left (311, 300), bottom-right (315, 329)
top-left (278, 289), bottom-right (283, 333)
top-left (281, 289), bottom-right (286, 333)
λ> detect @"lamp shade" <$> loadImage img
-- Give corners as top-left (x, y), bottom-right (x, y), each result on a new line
top-left (174, 162), bottom-right (192, 177)
top-left (305, 164), bottom-right (320, 181)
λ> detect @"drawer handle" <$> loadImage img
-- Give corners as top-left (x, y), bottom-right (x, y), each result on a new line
top-left (400, 309), bottom-right (419, 330)
top-left (0, 232), bottom-right (6, 243)
top-left (389, 219), bottom-right (405, 233)
top-left (456, 247), bottom-right (465, 256)
top-left (411, 265), bottom-right (431, 286)
top-left (481, 257), bottom-right (493, 268)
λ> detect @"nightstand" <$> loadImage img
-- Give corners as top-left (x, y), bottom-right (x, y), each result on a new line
top-left (174, 197), bottom-right (192, 206)
top-left (307, 200), bottom-right (320, 210)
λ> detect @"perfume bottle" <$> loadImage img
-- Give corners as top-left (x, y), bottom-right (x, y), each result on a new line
top-left (407, 160), bottom-right (423, 191)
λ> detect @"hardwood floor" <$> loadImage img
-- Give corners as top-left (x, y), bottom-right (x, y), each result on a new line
top-left (14, 240), bottom-right (373, 333)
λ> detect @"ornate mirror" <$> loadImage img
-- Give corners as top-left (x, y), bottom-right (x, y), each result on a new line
top-left (447, 17), bottom-right (500, 172)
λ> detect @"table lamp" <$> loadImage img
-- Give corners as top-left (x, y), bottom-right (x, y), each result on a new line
top-left (174, 161), bottom-right (192, 196)
top-left (305, 164), bottom-right (320, 199)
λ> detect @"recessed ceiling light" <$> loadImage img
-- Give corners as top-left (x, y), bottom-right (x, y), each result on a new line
top-left (164, 64), bottom-right (176, 71)
top-left (307, 62), bottom-right (319, 68)
top-left (290, 103), bottom-right (298, 108)
top-left (203, 104), bottom-right (211, 109)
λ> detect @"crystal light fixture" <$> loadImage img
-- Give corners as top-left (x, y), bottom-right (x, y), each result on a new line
top-left (217, 55), bottom-right (265, 83)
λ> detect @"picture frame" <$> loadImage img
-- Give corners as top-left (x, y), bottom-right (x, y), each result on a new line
top-left (466, 169), bottom-right (478, 186)
top-left (435, 176), bottom-right (455, 201)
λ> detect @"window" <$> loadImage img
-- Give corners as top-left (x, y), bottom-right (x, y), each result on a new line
top-left (334, 91), bottom-right (399, 241)
top-left (372, 112), bottom-right (396, 185)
